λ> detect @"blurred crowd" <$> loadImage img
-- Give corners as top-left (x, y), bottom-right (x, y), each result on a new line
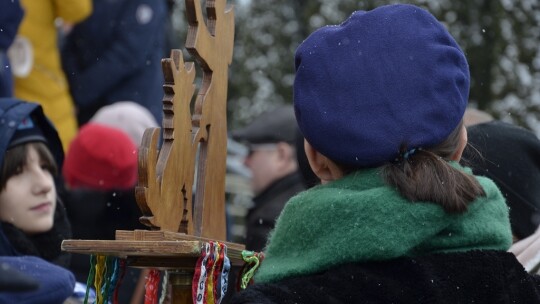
top-left (1, 1), bottom-right (540, 304)
top-left (0, 0), bottom-right (178, 302)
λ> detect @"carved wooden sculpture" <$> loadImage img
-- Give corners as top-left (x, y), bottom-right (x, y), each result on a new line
top-left (137, 0), bottom-right (234, 240)
top-left (62, 0), bottom-right (243, 302)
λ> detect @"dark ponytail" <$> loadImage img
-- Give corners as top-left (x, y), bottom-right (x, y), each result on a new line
top-left (381, 121), bottom-right (485, 214)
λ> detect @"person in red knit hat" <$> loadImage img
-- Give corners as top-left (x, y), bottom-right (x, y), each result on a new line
top-left (63, 123), bottom-right (138, 191)
top-left (61, 123), bottom-right (145, 302)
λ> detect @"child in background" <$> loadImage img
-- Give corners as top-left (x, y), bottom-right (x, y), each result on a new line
top-left (0, 98), bottom-right (75, 303)
top-left (231, 4), bottom-right (540, 303)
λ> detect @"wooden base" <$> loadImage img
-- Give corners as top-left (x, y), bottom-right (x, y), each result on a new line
top-left (62, 230), bottom-right (245, 303)
top-left (62, 230), bottom-right (245, 269)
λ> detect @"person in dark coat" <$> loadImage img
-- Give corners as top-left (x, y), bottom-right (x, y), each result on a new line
top-left (61, 0), bottom-right (167, 125)
top-left (464, 120), bottom-right (540, 241)
top-left (0, 98), bottom-right (76, 303)
top-left (461, 120), bottom-right (540, 273)
top-left (0, 0), bottom-right (24, 97)
top-left (232, 106), bottom-right (306, 251)
top-left (231, 4), bottom-right (540, 303)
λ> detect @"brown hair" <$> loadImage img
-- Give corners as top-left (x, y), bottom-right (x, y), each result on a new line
top-left (380, 120), bottom-right (485, 213)
top-left (1, 142), bottom-right (58, 189)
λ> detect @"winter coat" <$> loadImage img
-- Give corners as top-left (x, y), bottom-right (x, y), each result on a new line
top-left (245, 172), bottom-right (305, 251)
top-left (231, 164), bottom-right (540, 303)
top-left (62, 0), bottom-right (167, 124)
top-left (0, 0), bottom-right (24, 97)
top-left (231, 250), bottom-right (540, 304)
top-left (0, 0), bottom-right (23, 52)
top-left (13, 0), bottom-right (92, 150)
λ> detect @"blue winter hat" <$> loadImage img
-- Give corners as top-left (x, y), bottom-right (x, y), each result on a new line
top-left (8, 116), bottom-right (48, 149)
top-left (294, 4), bottom-right (469, 168)
top-left (0, 98), bottom-right (64, 171)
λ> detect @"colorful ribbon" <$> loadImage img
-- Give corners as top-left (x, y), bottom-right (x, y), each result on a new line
top-left (192, 242), bottom-right (230, 304)
top-left (144, 269), bottom-right (161, 304)
top-left (84, 255), bottom-right (126, 304)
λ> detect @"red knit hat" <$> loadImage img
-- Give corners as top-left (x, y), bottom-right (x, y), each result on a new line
top-left (63, 123), bottom-right (138, 191)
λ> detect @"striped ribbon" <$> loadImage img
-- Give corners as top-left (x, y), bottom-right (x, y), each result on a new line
top-left (192, 242), bottom-right (230, 304)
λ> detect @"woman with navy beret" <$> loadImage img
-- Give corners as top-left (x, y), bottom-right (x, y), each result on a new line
top-left (231, 4), bottom-right (540, 303)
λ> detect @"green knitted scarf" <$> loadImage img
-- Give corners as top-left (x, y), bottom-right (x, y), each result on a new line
top-left (254, 164), bottom-right (512, 283)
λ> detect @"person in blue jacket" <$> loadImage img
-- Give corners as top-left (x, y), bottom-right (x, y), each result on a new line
top-left (0, 98), bottom-right (76, 303)
top-left (62, 0), bottom-right (167, 125)
top-left (0, 0), bottom-right (24, 97)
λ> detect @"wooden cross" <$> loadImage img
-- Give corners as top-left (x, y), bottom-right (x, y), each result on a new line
top-left (62, 0), bottom-right (245, 302)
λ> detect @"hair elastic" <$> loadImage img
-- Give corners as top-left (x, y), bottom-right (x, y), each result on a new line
top-left (403, 148), bottom-right (417, 160)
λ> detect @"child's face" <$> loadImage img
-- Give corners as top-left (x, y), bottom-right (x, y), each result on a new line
top-left (0, 145), bottom-right (57, 234)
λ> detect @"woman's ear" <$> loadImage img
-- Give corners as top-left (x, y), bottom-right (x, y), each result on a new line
top-left (450, 125), bottom-right (468, 161)
top-left (304, 140), bottom-right (343, 184)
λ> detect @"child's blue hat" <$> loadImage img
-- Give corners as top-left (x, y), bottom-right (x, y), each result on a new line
top-left (293, 4), bottom-right (469, 167)
top-left (8, 116), bottom-right (47, 149)
top-left (0, 98), bottom-right (64, 171)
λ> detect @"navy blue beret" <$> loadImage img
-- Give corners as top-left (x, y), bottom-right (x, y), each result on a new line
top-left (294, 4), bottom-right (469, 167)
